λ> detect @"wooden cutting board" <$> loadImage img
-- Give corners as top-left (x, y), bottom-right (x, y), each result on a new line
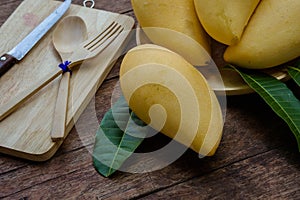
top-left (0, 0), bottom-right (134, 161)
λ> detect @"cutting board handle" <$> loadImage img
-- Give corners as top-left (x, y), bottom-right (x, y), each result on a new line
top-left (0, 54), bottom-right (17, 77)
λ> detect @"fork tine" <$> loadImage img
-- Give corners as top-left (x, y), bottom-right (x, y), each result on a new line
top-left (89, 24), bottom-right (123, 52)
top-left (83, 21), bottom-right (116, 48)
top-left (87, 23), bottom-right (123, 52)
top-left (85, 22), bottom-right (118, 50)
top-left (84, 21), bottom-right (120, 50)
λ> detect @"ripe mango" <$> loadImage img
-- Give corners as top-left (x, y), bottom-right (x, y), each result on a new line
top-left (224, 0), bottom-right (300, 69)
top-left (120, 44), bottom-right (223, 156)
top-left (131, 0), bottom-right (211, 66)
top-left (194, 0), bottom-right (260, 45)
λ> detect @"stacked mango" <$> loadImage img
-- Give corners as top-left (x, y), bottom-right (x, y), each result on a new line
top-left (132, 0), bottom-right (300, 68)
top-left (119, 0), bottom-right (300, 156)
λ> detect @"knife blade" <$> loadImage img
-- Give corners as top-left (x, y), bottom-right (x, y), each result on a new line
top-left (0, 0), bottom-right (72, 77)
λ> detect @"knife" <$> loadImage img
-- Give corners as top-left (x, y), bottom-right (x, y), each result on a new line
top-left (0, 0), bottom-right (72, 77)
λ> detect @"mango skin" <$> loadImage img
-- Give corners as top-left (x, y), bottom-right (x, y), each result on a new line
top-left (131, 0), bottom-right (211, 66)
top-left (120, 44), bottom-right (223, 156)
top-left (194, 0), bottom-right (260, 45)
top-left (224, 0), bottom-right (300, 69)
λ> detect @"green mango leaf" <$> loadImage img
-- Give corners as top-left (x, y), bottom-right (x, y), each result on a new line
top-left (288, 63), bottom-right (300, 87)
top-left (228, 65), bottom-right (300, 151)
top-left (93, 96), bottom-right (148, 177)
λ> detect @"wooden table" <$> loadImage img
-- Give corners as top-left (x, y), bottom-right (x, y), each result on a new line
top-left (1, 1), bottom-right (300, 199)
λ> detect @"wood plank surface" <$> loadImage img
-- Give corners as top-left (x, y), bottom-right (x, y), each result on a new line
top-left (142, 148), bottom-right (300, 200)
top-left (1, 0), bottom-right (300, 199)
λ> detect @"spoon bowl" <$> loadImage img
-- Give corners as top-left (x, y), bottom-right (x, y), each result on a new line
top-left (53, 16), bottom-right (88, 61)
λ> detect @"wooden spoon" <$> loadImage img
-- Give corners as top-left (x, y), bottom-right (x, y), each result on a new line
top-left (51, 16), bottom-right (88, 141)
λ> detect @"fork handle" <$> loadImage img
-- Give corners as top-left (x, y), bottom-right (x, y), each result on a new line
top-left (0, 69), bottom-right (62, 121)
top-left (51, 72), bottom-right (71, 141)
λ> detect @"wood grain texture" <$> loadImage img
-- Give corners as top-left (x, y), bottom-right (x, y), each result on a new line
top-left (0, 0), bottom-right (134, 161)
top-left (71, 0), bottom-right (133, 13)
top-left (142, 149), bottom-right (300, 200)
top-left (0, 0), bottom-right (300, 199)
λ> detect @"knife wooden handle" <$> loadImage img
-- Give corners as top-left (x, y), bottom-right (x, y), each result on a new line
top-left (0, 54), bottom-right (17, 77)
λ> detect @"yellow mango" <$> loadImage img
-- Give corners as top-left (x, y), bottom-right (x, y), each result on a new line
top-left (224, 0), bottom-right (300, 69)
top-left (120, 44), bottom-right (223, 156)
top-left (194, 0), bottom-right (260, 45)
top-left (131, 0), bottom-right (211, 66)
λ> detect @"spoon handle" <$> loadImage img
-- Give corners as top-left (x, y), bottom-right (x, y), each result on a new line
top-left (0, 69), bottom-right (62, 121)
top-left (51, 72), bottom-right (71, 141)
